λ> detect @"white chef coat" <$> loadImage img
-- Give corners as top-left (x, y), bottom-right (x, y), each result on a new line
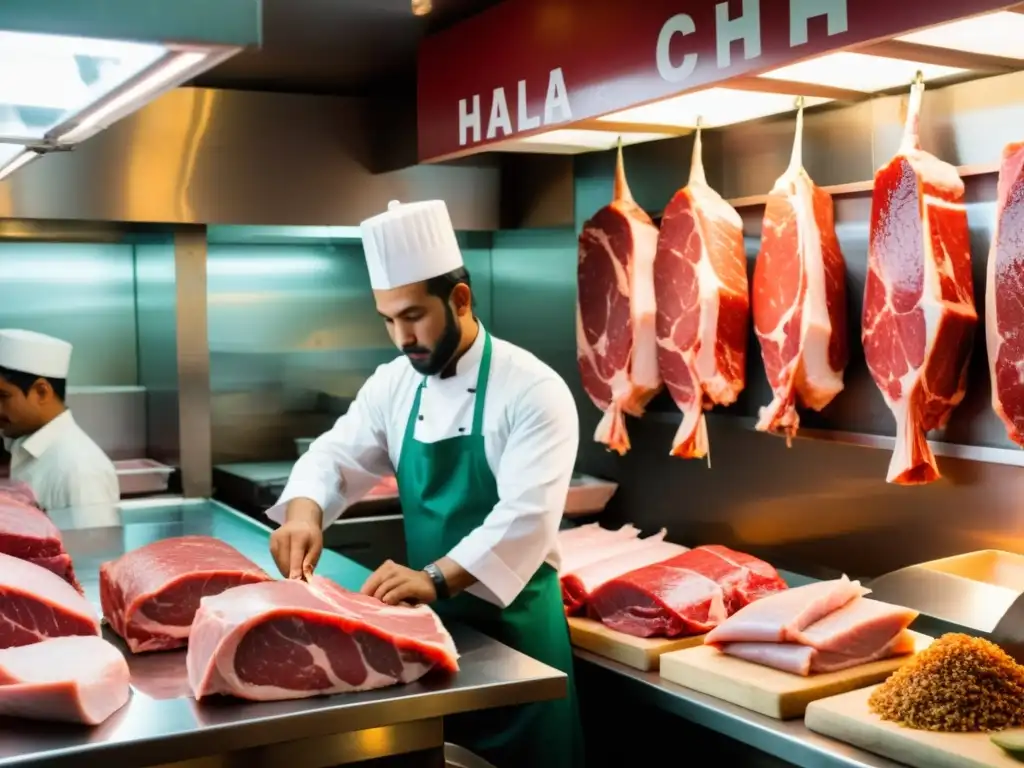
top-left (268, 326), bottom-right (580, 608)
top-left (3, 410), bottom-right (120, 511)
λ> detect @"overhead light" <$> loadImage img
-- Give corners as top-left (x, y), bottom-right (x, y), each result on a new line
top-left (759, 52), bottom-right (966, 93)
top-left (57, 50), bottom-right (211, 143)
top-left (597, 88), bottom-right (830, 129)
top-left (497, 129), bottom-right (677, 154)
top-left (0, 148), bottom-right (40, 181)
top-left (411, 0), bottom-right (432, 15)
top-left (895, 11), bottom-right (1024, 60)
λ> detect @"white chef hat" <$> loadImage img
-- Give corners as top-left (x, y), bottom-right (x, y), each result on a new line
top-left (0, 329), bottom-right (73, 379)
top-left (360, 199), bottom-right (464, 290)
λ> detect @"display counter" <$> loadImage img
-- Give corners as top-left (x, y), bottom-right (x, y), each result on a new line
top-left (5, 499), bottom-right (565, 768)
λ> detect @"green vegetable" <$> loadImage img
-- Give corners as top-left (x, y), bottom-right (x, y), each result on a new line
top-left (991, 730), bottom-right (1024, 755)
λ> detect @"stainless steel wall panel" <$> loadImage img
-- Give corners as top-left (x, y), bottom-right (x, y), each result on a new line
top-left (0, 89), bottom-right (501, 230)
top-left (0, 242), bottom-right (138, 385)
top-left (135, 240), bottom-right (181, 466)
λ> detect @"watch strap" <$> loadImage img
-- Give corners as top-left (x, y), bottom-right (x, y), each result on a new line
top-left (423, 563), bottom-right (450, 600)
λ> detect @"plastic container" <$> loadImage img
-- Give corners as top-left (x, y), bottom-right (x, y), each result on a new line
top-left (113, 459), bottom-right (175, 496)
top-left (564, 473), bottom-right (618, 517)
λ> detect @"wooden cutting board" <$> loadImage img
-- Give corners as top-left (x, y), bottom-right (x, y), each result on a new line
top-left (567, 617), bottom-right (705, 671)
top-left (659, 632), bottom-right (932, 719)
top-left (806, 685), bottom-right (1024, 768)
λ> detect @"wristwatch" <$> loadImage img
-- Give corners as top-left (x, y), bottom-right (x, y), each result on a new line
top-left (423, 562), bottom-right (450, 600)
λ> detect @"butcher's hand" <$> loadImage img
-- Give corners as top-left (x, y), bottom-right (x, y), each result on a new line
top-left (361, 560), bottom-right (436, 606)
top-left (269, 500), bottom-right (324, 580)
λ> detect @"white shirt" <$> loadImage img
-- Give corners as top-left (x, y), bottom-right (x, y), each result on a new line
top-left (268, 327), bottom-right (580, 608)
top-left (3, 410), bottom-right (120, 511)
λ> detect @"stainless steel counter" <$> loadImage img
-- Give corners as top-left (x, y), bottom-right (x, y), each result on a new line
top-left (1, 499), bottom-right (565, 768)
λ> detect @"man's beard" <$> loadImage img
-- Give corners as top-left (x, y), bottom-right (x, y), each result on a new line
top-left (403, 304), bottom-right (462, 376)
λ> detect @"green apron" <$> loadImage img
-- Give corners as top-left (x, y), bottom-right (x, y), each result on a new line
top-left (397, 330), bottom-right (584, 768)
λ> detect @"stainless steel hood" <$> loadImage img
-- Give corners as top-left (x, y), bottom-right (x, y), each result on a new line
top-left (0, 0), bottom-right (261, 180)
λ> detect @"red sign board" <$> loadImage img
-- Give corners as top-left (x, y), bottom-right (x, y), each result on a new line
top-left (417, 0), bottom-right (1016, 162)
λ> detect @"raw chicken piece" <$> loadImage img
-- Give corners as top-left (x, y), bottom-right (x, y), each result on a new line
top-left (704, 575), bottom-right (866, 645)
top-left (0, 636), bottom-right (130, 724)
top-left (719, 630), bottom-right (916, 676)
top-left (787, 597), bottom-right (918, 654)
top-left (559, 529), bottom-right (668, 575)
top-left (558, 523), bottom-right (640, 550)
top-left (561, 540), bottom-right (687, 615)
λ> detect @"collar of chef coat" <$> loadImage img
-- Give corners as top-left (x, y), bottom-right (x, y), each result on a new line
top-left (9, 410), bottom-right (76, 458)
top-left (425, 323), bottom-right (485, 386)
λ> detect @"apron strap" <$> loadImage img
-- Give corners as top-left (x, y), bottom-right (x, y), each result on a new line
top-left (404, 378), bottom-right (427, 447)
top-left (470, 330), bottom-right (492, 436)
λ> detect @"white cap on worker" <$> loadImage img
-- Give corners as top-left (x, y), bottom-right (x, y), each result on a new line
top-left (360, 199), bottom-right (464, 290)
top-left (0, 329), bottom-right (73, 379)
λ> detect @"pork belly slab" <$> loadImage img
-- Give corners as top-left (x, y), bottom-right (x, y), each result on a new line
top-left (587, 545), bottom-right (787, 638)
top-left (704, 577), bottom-right (919, 675)
top-left (0, 635), bottom-right (131, 724)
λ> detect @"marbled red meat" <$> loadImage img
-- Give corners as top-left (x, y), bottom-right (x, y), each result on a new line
top-left (0, 497), bottom-right (81, 593)
top-left (862, 80), bottom-right (976, 484)
top-left (100, 536), bottom-right (272, 653)
top-left (587, 545), bottom-right (787, 638)
top-left (0, 553), bottom-right (99, 648)
top-left (577, 144), bottom-right (661, 454)
top-left (987, 141), bottom-right (1024, 445)
top-left (753, 105), bottom-right (848, 441)
top-left (655, 128), bottom-right (749, 458)
top-left (187, 576), bottom-right (459, 701)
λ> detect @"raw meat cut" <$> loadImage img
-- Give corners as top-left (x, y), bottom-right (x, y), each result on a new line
top-left (987, 141), bottom-right (1024, 446)
top-left (0, 635), bottom-right (130, 724)
top-left (0, 480), bottom-right (40, 509)
top-left (559, 523), bottom-right (639, 548)
top-left (753, 103), bottom-right (848, 441)
top-left (704, 577), bottom-right (919, 676)
top-left (719, 631), bottom-right (916, 676)
top-left (0, 552), bottom-right (99, 648)
top-left (0, 495), bottom-right (81, 592)
top-left (587, 545), bottom-right (787, 638)
top-left (577, 143), bottom-right (661, 454)
top-left (101, 536), bottom-right (272, 653)
top-left (704, 575), bottom-right (867, 645)
top-left (561, 539), bottom-right (686, 615)
top-left (559, 529), bottom-right (667, 577)
top-left (187, 575), bottom-right (459, 701)
top-left (654, 125), bottom-right (749, 458)
top-left (863, 78), bottom-right (976, 484)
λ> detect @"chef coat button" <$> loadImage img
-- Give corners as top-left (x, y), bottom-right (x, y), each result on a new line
top-left (458, 427), bottom-right (465, 432)
top-left (418, 415), bottom-right (424, 421)
top-left (467, 388), bottom-right (476, 393)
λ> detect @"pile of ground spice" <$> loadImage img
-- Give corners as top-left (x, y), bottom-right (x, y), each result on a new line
top-left (868, 633), bottom-right (1024, 732)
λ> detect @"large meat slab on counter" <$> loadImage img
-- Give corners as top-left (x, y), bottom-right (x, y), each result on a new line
top-left (101, 536), bottom-right (272, 653)
top-left (0, 480), bottom-right (40, 509)
top-left (187, 575), bottom-right (459, 701)
top-left (577, 144), bottom-right (661, 455)
top-left (752, 103), bottom-right (848, 441)
top-left (862, 78), bottom-right (976, 485)
top-left (558, 523), bottom-right (686, 615)
top-left (0, 490), bottom-right (82, 593)
top-left (705, 576), bottom-right (918, 675)
top-left (588, 544), bottom-right (787, 638)
top-left (0, 635), bottom-right (131, 725)
top-left (0, 552), bottom-right (100, 648)
top-left (654, 127), bottom-right (749, 460)
top-left (987, 141), bottom-right (1024, 447)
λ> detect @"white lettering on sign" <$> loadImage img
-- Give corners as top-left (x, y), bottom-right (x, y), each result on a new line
top-left (655, 14), bottom-right (698, 83)
top-left (655, 0), bottom-right (849, 83)
top-left (486, 87), bottom-right (512, 139)
top-left (716, 0), bottom-right (761, 68)
top-left (790, 0), bottom-right (848, 46)
top-left (544, 67), bottom-right (572, 124)
top-left (459, 94), bottom-right (481, 146)
top-left (459, 67), bottom-right (572, 146)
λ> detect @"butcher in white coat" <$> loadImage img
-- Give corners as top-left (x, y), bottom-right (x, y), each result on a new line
top-left (0, 329), bottom-right (119, 510)
top-left (267, 199), bottom-right (583, 768)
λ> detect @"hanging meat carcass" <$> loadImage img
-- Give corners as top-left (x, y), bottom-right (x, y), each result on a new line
top-left (752, 101), bottom-right (848, 442)
top-left (577, 142), bottom-right (661, 454)
top-left (862, 76), bottom-right (976, 485)
top-left (986, 141), bottom-right (1024, 446)
top-left (654, 125), bottom-right (749, 459)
